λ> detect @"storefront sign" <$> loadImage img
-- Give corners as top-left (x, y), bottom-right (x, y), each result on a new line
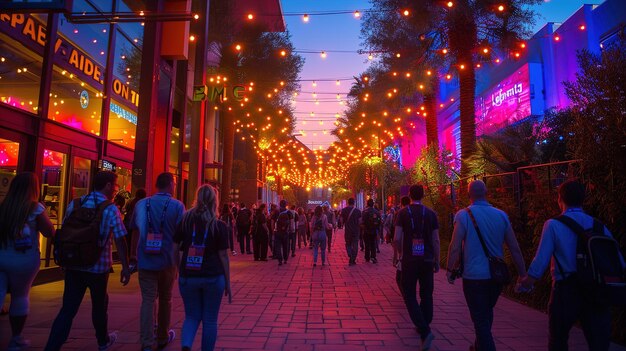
top-left (110, 102), bottom-right (137, 125)
top-left (99, 159), bottom-right (116, 172)
top-left (0, 13), bottom-right (139, 109)
top-left (193, 85), bottom-right (208, 102)
top-left (475, 63), bottom-right (532, 135)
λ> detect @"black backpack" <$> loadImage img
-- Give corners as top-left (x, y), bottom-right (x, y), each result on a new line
top-left (554, 215), bottom-right (626, 305)
top-left (236, 208), bottom-right (251, 227)
top-left (275, 210), bottom-right (290, 233)
top-left (365, 209), bottom-right (381, 230)
top-left (54, 196), bottom-right (113, 269)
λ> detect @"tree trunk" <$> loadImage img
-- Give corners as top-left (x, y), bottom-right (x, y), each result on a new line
top-left (424, 75), bottom-right (439, 148)
top-left (447, 3), bottom-right (478, 177)
top-left (221, 111), bottom-right (236, 205)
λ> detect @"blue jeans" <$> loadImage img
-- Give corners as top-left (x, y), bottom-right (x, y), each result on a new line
top-left (462, 279), bottom-right (503, 351)
top-left (312, 231), bottom-right (327, 264)
top-left (179, 275), bottom-right (225, 351)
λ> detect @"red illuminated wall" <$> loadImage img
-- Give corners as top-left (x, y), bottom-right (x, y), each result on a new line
top-left (475, 64), bottom-right (532, 135)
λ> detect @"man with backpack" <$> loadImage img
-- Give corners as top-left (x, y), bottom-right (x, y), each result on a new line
top-left (393, 185), bottom-right (439, 351)
top-left (45, 171), bottom-right (131, 351)
top-left (446, 180), bottom-right (527, 351)
top-left (273, 200), bottom-right (293, 266)
top-left (340, 198), bottom-right (362, 266)
top-left (362, 199), bottom-right (381, 263)
top-left (520, 180), bottom-right (626, 351)
top-left (130, 173), bottom-right (185, 351)
top-left (236, 202), bottom-right (252, 255)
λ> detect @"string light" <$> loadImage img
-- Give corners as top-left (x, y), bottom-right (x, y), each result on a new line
top-left (303, 14), bottom-right (310, 22)
top-left (353, 10), bottom-right (361, 18)
top-left (403, 9), bottom-right (410, 16)
top-left (447, 1), bottom-right (454, 8)
top-left (320, 51), bottom-right (327, 59)
top-left (247, 13), bottom-right (254, 20)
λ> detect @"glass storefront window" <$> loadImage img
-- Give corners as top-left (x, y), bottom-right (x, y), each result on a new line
top-left (59, 0), bottom-right (110, 67)
top-left (117, 0), bottom-right (144, 50)
top-left (0, 33), bottom-right (43, 114)
top-left (41, 149), bottom-right (67, 230)
top-left (116, 165), bottom-right (131, 193)
top-left (108, 99), bottom-right (137, 149)
top-left (71, 156), bottom-right (91, 199)
top-left (114, 30), bottom-right (141, 92)
top-left (0, 138), bottom-right (19, 203)
top-left (48, 65), bottom-right (103, 136)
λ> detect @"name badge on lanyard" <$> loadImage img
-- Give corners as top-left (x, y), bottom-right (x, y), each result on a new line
top-left (408, 204), bottom-right (426, 257)
top-left (186, 221), bottom-right (210, 271)
top-left (144, 196), bottom-right (171, 255)
top-left (412, 238), bottom-right (425, 256)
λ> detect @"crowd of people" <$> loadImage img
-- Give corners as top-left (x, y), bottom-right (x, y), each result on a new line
top-left (0, 170), bottom-right (624, 351)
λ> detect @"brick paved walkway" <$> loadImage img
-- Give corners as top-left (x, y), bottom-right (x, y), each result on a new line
top-left (1, 229), bottom-right (625, 350)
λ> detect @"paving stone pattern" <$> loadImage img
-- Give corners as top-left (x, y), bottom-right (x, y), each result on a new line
top-left (1, 228), bottom-right (624, 350)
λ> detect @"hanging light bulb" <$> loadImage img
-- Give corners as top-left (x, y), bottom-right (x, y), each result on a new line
top-left (368, 53), bottom-right (373, 60)
top-left (303, 14), bottom-right (310, 22)
top-left (336, 80), bottom-right (340, 86)
top-left (321, 51), bottom-right (327, 59)
top-left (354, 10), bottom-right (361, 18)
top-left (312, 81), bottom-right (317, 87)
top-left (403, 9), bottom-right (410, 16)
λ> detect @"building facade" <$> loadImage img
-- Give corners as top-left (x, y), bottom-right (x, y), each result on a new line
top-left (0, 0), bottom-right (284, 282)
top-left (400, 0), bottom-right (626, 168)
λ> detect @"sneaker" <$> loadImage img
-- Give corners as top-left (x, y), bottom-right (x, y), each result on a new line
top-left (421, 332), bottom-right (435, 351)
top-left (372, 258), bottom-right (378, 264)
top-left (7, 336), bottom-right (30, 351)
top-left (232, 250), bottom-right (238, 256)
top-left (157, 329), bottom-right (175, 349)
top-left (129, 263), bottom-right (137, 274)
top-left (313, 263), bottom-right (317, 267)
top-left (278, 261), bottom-right (283, 266)
top-left (98, 332), bottom-right (117, 351)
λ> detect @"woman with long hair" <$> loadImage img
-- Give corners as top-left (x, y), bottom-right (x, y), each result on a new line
top-left (296, 207), bottom-right (308, 248)
top-left (0, 172), bottom-right (55, 350)
top-left (252, 203), bottom-right (269, 261)
top-left (174, 184), bottom-right (232, 351)
top-left (309, 205), bottom-right (328, 267)
top-left (219, 203), bottom-right (236, 256)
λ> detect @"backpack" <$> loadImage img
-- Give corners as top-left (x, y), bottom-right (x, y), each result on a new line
top-left (364, 209), bottom-right (381, 231)
top-left (54, 196), bottom-right (113, 269)
top-left (275, 210), bottom-right (291, 233)
top-left (313, 217), bottom-right (324, 231)
top-left (554, 215), bottom-right (626, 305)
top-left (236, 208), bottom-right (251, 227)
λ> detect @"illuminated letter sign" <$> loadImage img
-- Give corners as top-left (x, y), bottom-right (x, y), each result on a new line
top-left (193, 85), bottom-right (208, 102)
top-left (232, 86), bottom-right (245, 101)
top-left (475, 64), bottom-right (532, 135)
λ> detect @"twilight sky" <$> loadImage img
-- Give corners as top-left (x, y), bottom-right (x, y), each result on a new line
top-left (281, 0), bottom-right (594, 150)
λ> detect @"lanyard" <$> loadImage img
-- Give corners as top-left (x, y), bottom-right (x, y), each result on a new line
top-left (191, 219), bottom-right (211, 246)
top-left (147, 194), bottom-right (171, 233)
top-left (406, 204), bottom-right (425, 235)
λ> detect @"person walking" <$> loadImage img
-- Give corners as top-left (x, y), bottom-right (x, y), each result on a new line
top-left (323, 205), bottom-right (335, 253)
top-left (235, 202), bottom-right (252, 255)
top-left (124, 188), bottom-right (146, 272)
top-left (519, 180), bottom-right (625, 351)
top-left (296, 207), bottom-right (308, 248)
top-left (130, 173), bottom-right (185, 351)
top-left (340, 198), bottom-right (361, 266)
top-left (273, 200), bottom-right (293, 266)
top-left (174, 184), bottom-right (231, 351)
top-left (45, 171), bottom-right (131, 351)
top-left (219, 204), bottom-right (236, 256)
top-left (0, 172), bottom-right (55, 350)
top-left (252, 203), bottom-right (269, 261)
top-left (310, 206), bottom-right (328, 267)
top-left (362, 199), bottom-right (382, 263)
top-left (393, 184), bottom-right (439, 351)
top-left (446, 180), bottom-right (527, 351)
top-left (288, 205), bottom-right (298, 258)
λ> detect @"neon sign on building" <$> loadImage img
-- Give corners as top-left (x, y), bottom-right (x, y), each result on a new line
top-left (475, 64), bottom-right (532, 135)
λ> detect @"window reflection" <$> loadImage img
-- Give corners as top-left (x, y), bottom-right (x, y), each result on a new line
top-left (0, 33), bottom-right (43, 114)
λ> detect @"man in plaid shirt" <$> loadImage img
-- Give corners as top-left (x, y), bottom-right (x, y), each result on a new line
top-left (44, 171), bottom-right (131, 351)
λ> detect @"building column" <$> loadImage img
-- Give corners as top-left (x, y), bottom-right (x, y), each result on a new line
top-left (186, 0), bottom-right (210, 206)
top-left (132, 0), bottom-right (165, 193)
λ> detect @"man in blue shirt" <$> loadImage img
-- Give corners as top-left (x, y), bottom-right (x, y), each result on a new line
top-left (131, 173), bottom-right (185, 351)
top-left (45, 171), bottom-right (130, 351)
top-left (520, 180), bottom-right (624, 351)
top-left (446, 180), bottom-right (526, 351)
